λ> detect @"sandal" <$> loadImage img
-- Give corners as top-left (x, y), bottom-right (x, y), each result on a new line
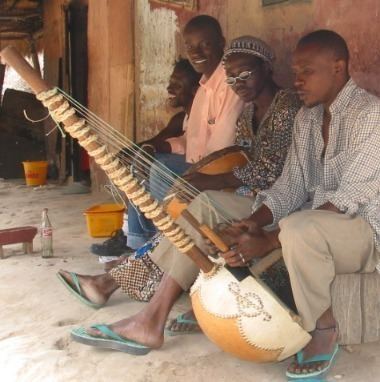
top-left (286, 326), bottom-right (339, 380)
top-left (165, 312), bottom-right (202, 336)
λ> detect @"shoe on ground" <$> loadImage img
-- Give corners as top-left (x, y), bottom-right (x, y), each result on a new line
top-left (90, 229), bottom-right (133, 257)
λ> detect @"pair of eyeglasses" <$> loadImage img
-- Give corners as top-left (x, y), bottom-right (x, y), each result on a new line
top-left (225, 70), bottom-right (257, 86)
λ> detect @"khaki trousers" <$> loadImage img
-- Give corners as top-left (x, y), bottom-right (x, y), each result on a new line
top-left (150, 190), bottom-right (254, 290)
top-left (279, 209), bottom-right (379, 331)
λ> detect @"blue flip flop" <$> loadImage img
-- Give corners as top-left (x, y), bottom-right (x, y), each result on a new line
top-left (71, 324), bottom-right (151, 355)
top-left (286, 344), bottom-right (339, 380)
top-left (165, 313), bottom-right (202, 337)
top-left (57, 272), bottom-right (104, 309)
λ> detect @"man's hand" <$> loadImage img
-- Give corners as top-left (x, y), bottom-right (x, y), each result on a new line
top-left (140, 144), bottom-right (156, 158)
top-left (231, 218), bottom-right (262, 235)
top-left (203, 222), bottom-right (245, 255)
top-left (130, 145), bottom-right (156, 180)
top-left (219, 228), bottom-right (280, 267)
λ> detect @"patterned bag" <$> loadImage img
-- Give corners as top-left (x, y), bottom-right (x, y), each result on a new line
top-left (109, 233), bottom-right (164, 302)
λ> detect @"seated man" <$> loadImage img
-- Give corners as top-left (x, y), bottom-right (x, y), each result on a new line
top-left (214, 30), bottom-right (380, 380)
top-left (122, 14), bottom-right (245, 251)
top-left (62, 35), bottom-right (300, 337)
top-left (90, 58), bottom-right (201, 257)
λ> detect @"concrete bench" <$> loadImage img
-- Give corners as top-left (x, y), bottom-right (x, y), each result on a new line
top-left (0, 226), bottom-right (38, 258)
top-left (255, 249), bottom-right (380, 345)
top-left (332, 272), bottom-right (380, 345)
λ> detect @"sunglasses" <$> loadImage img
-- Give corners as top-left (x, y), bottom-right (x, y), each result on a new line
top-left (225, 70), bottom-right (258, 86)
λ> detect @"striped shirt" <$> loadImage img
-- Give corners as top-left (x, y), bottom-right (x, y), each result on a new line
top-left (254, 79), bottom-right (380, 249)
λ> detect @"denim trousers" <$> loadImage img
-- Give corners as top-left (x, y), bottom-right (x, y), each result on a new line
top-left (126, 153), bottom-right (191, 249)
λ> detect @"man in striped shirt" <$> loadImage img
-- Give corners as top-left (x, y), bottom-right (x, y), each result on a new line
top-left (221, 30), bottom-right (380, 379)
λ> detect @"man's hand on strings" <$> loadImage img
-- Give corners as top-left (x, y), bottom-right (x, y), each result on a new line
top-left (117, 145), bottom-right (135, 167)
top-left (219, 227), bottom-right (281, 267)
top-left (203, 222), bottom-right (244, 256)
top-left (139, 144), bottom-right (156, 158)
top-left (128, 144), bottom-right (156, 180)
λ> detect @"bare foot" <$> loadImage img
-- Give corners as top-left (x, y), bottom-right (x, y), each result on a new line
top-left (287, 325), bottom-right (338, 376)
top-left (58, 270), bottom-right (117, 305)
top-left (166, 310), bottom-right (202, 334)
top-left (85, 272), bottom-right (183, 349)
top-left (87, 313), bottom-right (164, 349)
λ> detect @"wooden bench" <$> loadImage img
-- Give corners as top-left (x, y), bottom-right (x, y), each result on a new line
top-left (0, 226), bottom-right (38, 258)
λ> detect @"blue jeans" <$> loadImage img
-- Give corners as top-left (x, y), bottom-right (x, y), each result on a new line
top-left (126, 153), bottom-right (190, 249)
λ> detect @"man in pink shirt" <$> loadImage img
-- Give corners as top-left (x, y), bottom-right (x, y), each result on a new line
top-left (128, 15), bottom-right (244, 248)
top-left (167, 15), bottom-right (244, 163)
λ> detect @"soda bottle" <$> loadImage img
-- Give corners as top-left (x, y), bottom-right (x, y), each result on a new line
top-left (41, 208), bottom-right (53, 258)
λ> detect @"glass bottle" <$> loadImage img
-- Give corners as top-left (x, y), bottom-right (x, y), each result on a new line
top-left (41, 208), bottom-right (53, 258)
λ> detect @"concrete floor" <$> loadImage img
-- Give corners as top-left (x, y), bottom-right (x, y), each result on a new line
top-left (0, 179), bottom-right (378, 382)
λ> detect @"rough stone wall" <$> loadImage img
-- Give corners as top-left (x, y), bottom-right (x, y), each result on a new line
top-left (135, 0), bottom-right (179, 142)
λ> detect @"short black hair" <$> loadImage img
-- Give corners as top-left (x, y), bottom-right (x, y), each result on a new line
top-left (297, 29), bottom-right (349, 62)
top-left (184, 14), bottom-right (223, 39)
top-left (174, 58), bottom-right (202, 85)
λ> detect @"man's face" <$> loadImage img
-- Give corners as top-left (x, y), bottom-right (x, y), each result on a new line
top-left (167, 67), bottom-right (195, 109)
top-left (224, 53), bottom-right (267, 103)
top-left (292, 43), bottom-right (341, 108)
top-left (183, 26), bottom-right (224, 78)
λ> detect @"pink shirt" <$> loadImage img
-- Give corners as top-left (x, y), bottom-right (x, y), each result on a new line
top-left (166, 63), bottom-right (244, 163)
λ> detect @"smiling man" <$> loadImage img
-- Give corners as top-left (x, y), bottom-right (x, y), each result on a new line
top-left (167, 15), bottom-right (244, 163)
top-left (120, 15), bottom-right (245, 251)
top-left (91, 59), bottom-right (201, 257)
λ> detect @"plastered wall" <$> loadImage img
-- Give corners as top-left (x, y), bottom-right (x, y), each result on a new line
top-left (226, 0), bottom-right (380, 94)
top-left (136, 0), bottom-right (380, 141)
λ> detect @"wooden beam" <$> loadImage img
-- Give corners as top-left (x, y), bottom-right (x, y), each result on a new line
top-left (0, 64), bottom-right (5, 97)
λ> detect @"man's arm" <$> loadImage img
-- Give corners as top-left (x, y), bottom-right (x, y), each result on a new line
top-left (140, 111), bottom-right (186, 154)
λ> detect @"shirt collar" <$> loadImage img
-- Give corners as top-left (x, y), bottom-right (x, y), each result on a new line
top-left (329, 78), bottom-right (356, 114)
top-left (307, 78), bottom-right (356, 119)
top-left (199, 62), bottom-right (225, 89)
